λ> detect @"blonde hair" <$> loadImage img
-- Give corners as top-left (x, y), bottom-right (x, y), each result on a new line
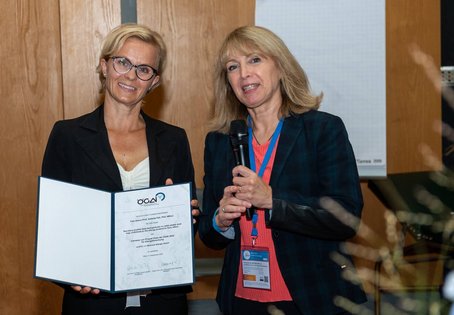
top-left (96, 23), bottom-right (167, 88)
top-left (210, 25), bottom-right (322, 133)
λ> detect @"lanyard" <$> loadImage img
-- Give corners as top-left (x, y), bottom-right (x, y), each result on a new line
top-left (247, 116), bottom-right (283, 246)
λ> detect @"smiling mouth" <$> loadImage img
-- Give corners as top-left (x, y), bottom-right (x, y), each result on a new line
top-left (118, 82), bottom-right (136, 91)
top-left (242, 84), bottom-right (258, 92)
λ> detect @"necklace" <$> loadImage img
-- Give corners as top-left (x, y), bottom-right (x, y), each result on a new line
top-left (252, 130), bottom-right (273, 145)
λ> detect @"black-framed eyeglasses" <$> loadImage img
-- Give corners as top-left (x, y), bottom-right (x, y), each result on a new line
top-left (109, 56), bottom-right (158, 81)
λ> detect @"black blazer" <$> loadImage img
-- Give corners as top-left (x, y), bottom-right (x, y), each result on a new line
top-left (199, 111), bottom-right (367, 315)
top-left (41, 105), bottom-right (196, 297)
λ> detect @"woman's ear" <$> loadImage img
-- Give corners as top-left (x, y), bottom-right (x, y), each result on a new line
top-left (100, 59), bottom-right (108, 76)
top-left (147, 75), bottom-right (161, 93)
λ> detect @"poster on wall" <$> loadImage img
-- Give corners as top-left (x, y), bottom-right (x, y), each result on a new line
top-left (256, 0), bottom-right (386, 178)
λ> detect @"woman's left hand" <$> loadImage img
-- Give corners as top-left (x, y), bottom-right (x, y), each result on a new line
top-left (231, 165), bottom-right (273, 209)
top-left (71, 285), bottom-right (100, 295)
top-left (166, 178), bottom-right (200, 224)
top-left (190, 199), bottom-right (200, 224)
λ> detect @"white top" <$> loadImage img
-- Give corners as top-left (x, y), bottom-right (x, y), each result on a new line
top-left (117, 157), bottom-right (150, 191)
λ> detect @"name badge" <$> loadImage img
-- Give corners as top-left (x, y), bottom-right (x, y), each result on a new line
top-left (241, 246), bottom-right (271, 290)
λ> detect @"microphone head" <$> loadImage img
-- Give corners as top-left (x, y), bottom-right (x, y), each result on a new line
top-left (229, 119), bottom-right (248, 135)
top-left (229, 120), bottom-right (248, 146)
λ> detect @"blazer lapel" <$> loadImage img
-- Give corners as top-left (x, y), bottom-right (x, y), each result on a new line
top-left (73, 108), bottom-right (180, 190)
top-left (143, 115), bottom-right (170, 187)
top-left (75, 106), bottom-right (123, 189)
top-left (270, 115), bottom-right (303, 186)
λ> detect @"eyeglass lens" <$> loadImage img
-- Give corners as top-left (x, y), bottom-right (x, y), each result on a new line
top-left (111, 57), bottom-right (156, 81)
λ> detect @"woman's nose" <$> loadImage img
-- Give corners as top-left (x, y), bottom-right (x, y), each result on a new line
top-left (240, 64), bottom-right (251, 78)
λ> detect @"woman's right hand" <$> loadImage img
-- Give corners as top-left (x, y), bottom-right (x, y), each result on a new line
top-left (215, 185), bottom-right (251, 230)
top-left (71, 285), bottom-right (100, 294)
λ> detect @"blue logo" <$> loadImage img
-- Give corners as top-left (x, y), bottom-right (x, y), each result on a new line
top-left (137, 192), bottom-right (166, 205)
top-left (155, 192), bottom-right (165, 201)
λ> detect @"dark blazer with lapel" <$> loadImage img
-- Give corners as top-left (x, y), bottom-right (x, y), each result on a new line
top-left (41, 105), bottom-right (196, 297)
top-left (199, 110), bottom-right (367, 315)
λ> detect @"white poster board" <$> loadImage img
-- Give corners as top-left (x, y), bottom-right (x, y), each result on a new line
top-left (256, 0), bottom-right (386, 178)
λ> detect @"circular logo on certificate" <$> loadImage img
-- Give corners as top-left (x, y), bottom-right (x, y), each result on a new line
top-left (243, 250), bottom-right (251, 260)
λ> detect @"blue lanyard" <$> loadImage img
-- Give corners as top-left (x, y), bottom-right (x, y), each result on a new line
top-left (247, 116), bottom-right (283, 245)
top-left (247, 116), bottom-right (283, 176)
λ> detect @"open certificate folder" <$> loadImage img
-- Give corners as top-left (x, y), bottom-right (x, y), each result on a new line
top-left (34, 177), bottom-right (194, 293)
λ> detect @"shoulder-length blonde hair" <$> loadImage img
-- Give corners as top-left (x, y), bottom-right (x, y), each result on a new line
top-left (96, 23), bottom-right (167, 88)
top-left (210, 25), bottom-right (322, 133)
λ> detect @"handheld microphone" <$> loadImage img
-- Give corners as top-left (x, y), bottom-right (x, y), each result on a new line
top-left (229, 120), bottom-right (255, 220)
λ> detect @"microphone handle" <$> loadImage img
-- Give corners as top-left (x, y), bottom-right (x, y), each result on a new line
top-left (237, 144), bottom-right (255, 220)
top-left (238, 144), bottom-right (248, 167)
top-left (232, 142), bottom-right (256, 220)
top-left (245, 207), bottom-right (255, 220)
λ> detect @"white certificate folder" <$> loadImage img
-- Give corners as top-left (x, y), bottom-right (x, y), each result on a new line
top-left (34, 176), bottom-right (194, 293)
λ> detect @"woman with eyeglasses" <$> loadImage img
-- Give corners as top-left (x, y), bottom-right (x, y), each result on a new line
top-left (41, 23), bottom-right (198, 315)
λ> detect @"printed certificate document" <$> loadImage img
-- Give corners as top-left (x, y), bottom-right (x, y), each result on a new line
top-left (34, 176), bottom-right (194, 293)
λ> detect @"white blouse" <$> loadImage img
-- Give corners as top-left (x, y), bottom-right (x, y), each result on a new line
top-left (117, 157), bottom-right (150, 191)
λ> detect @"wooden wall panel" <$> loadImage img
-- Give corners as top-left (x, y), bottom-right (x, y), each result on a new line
top-left (386, 0), bottom-right (441, 172)
top-left (0, 0), bottom-right (63, 314)
top-left (138, 0), bottom-right (255, 188)
top-left (59, 0), bottom-right (121, 119)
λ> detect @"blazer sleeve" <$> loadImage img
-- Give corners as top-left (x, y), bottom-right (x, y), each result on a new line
top-left (269, 114), bottom-right (363, 240)
top-left (198, 132), bottom-right (236, 250)
top-left (173, 128), bottom-right (197, 199)
top-left (41, 121), bottom-right (73, 181)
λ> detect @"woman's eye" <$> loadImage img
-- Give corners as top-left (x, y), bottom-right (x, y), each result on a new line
top-left (138, 66), bottom-right (151, 74)
top-left (119, 58), bottom-right (128, 66)
top-left (250, 57), bottom-right (261, 64)
top-left (226, 64), bottom-right (238, 72)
